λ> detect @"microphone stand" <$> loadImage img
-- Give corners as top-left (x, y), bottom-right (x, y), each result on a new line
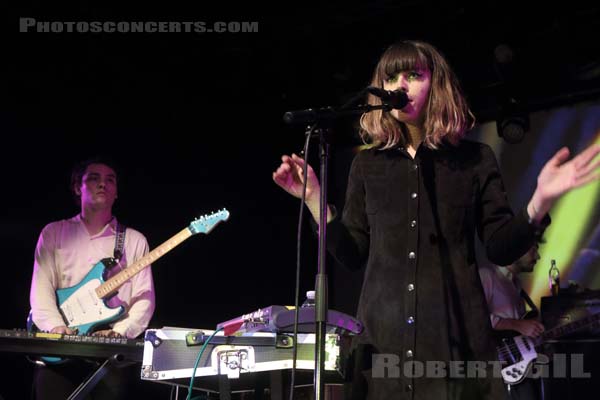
top-left (285, 102), bottom-right (391, 400)
top-left (314, 125), bottom-right (328, 400)
top-left (283, 103), bottom-right (391, 126)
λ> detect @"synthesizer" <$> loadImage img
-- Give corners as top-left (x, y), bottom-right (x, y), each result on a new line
top-left (0, 329), bottom-right (144, 362)
top-left (216, 305), bottom-right (364, 336)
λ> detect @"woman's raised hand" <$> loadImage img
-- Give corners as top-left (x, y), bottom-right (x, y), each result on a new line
top-left (530, 144), bottom-right (600, 220)
top-left (272, 153), bottom-right (321, 202)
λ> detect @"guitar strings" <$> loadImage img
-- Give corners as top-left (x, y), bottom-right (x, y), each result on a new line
top-left (497, 316), bottom-right (600, 359)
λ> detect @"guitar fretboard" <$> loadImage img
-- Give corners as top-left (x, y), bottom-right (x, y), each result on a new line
top-left (536, 312), bottom-right (600, 346)
top-left (96, 228), bottom-right (192, 298)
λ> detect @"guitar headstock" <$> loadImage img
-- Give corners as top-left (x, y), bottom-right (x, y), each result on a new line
top-left (189, 209), bottom-right (230, 235)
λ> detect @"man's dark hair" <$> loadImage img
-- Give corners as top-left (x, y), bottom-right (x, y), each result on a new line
top-left (534, 231), bottom-right (546, 244)
top-left (70, 156), bottom-right (120, 203)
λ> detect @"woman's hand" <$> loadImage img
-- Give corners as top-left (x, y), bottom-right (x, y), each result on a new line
top-left (273, 153), bottom-right (334, 223)
top-left (272, 153), bottom-right (321, 203)
top-left (529, 144), bottom-right (600, 221)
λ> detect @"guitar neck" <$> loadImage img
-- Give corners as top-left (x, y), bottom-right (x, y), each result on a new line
top-left (96, 227), bottom-right (192, 298)
top-left (538, 312), bottom-right (600, 344)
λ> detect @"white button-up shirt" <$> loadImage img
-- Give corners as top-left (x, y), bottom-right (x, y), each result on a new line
top-left (30, 214), bottom-right (155, 338)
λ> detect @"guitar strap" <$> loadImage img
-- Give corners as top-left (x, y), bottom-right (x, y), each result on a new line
top-left (113, 222), bottom-right (127, 262)
top-left (520, 289), bottom-right (539, 319)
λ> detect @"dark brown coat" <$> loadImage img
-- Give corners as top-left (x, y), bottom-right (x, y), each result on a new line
top-left (327, 141), bottom-right (547, 399)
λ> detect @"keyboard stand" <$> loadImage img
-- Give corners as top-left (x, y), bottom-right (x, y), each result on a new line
top-left (67, 353), bottom-right (125, 400)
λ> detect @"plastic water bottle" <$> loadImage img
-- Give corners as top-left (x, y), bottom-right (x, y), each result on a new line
top-left (301, 290), bottom-right (315, 307)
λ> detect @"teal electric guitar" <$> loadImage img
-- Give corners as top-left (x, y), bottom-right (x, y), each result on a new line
top-left (28, 209), bottom-right (230, 338)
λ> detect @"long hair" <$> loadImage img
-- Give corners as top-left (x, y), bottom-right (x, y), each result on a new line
top-left (359, 40), bottom-right (475, 149)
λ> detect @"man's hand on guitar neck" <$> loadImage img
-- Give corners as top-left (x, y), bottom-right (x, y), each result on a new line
top-left (515, 320), bottom-right (545, 338)
top-left (496, 318), bottom-right (545, 338)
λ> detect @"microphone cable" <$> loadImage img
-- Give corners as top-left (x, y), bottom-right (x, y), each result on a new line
top-left (288, 123), bottom-right (318, 400)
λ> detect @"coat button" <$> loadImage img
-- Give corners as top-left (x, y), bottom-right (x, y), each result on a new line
top-left (406, 350), bottom-right (414, 358)
top-left (408, 251), bottom-right (416, 259)
top-left (411, 192), bottom-right (418, 199)
top-left (407, 283), bottom-right (415, 291)
top-left (410, 220), bottom-right (417, 228)
top-left (412, 164), bottom-right (418, 171)
top-left (407, 316), bottom-right (415, 324)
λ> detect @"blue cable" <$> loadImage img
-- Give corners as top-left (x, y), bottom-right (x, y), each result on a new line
top-left (186, 327), bottom-right (224, 400)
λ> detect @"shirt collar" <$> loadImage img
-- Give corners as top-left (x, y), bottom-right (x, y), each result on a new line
top-left (499, 266), bottom-right (521, 289)
top-left (73, 214), bottom-right (118, 238)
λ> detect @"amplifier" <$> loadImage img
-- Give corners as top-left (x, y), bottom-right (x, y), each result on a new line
top-left (140, 327), bottom-right (349, 395)
top-left (541, 290), bottom-right (600, 337)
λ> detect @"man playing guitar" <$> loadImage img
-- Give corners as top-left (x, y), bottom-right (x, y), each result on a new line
top-left (29, 156), bottom-right (155, 400)
top-left (479, 237), bottom-right (544, 400)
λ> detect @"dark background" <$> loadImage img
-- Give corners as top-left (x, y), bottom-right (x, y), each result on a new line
top-left (2, 1), bottom-right (600, 398)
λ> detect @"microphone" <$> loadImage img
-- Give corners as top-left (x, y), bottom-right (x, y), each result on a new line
top-left (282, 86), bottom-right (409, 125)
top-left (366, 86), bottom-right (409, 109)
